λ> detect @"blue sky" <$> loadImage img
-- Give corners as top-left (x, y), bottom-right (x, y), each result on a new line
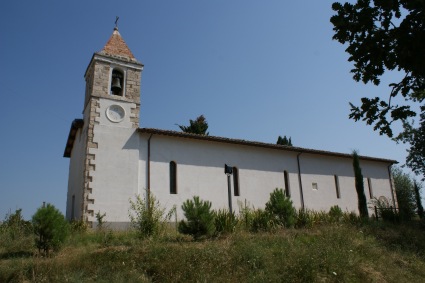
top-left (0, 1), bottom-right (419, 220)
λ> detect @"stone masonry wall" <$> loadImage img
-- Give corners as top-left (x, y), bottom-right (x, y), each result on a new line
top-left (81, 97), bottom-right (100, 226)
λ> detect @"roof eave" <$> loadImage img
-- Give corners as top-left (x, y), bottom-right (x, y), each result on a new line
top-left (63, 119), bottom-right (84, 158)
top-left (137, 128), bottom-right (398, 164)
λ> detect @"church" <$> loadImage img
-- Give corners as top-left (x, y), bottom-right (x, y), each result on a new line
top-left (64, 26), bottom-right (397, 228)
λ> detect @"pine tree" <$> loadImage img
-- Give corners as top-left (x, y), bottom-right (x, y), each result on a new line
top-left (177, 115), bottom-right (209, 135)
top-left (276, 135), bottom-right (293, 146)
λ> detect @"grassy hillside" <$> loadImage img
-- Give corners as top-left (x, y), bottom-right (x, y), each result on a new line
top-left (2, 221), bottom-right (425, 282)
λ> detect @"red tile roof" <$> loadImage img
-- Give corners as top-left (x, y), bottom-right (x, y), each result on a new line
top-left (99, 27), bottom-right (136, 60)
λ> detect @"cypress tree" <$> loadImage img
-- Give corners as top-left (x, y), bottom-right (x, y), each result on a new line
top-left (353, 151), bottom-right (369, 218)
top-left (414, 180), bottom-right (424, 219)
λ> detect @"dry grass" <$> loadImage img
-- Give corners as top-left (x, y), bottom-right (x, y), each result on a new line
top-left (2, 221), bottom-right (425, 282)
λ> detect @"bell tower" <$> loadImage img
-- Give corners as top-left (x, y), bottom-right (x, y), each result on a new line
top-left (65, 25), bottom-right (143, 227)
top-left (83, 26), bottom-right (143, 127)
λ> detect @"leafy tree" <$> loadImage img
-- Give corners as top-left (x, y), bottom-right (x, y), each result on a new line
top-left (276, 135), bottom-right (293, 146)
top-left (331, 1), bottom-right (425, 179)
top-left (32, 203), bottom-right (69, 255)
top-left (392, 166), bottom-right (416, 220)
top-left (177, 115), bottom-right (209, 135)
top-left (265, 188), bottom-right (296, 228)
top-left (352, 151), bottom-right (369, 218)
top-left (396, 109), bottom-right (425, 180)
top-left (178, 196), bottom-right (215, 240)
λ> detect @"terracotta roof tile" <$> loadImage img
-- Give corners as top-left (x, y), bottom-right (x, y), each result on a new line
top-left (99, 27), bottom-right (136, 60)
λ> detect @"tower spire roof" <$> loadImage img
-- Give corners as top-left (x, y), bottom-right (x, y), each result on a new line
top-left (99, 27), bottom-right (137, 61)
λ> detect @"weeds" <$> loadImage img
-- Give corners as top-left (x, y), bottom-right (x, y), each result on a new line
top-left (128, 192), bottom-right (168, 238)
top-left (2, 219), bottom-right (425, 282)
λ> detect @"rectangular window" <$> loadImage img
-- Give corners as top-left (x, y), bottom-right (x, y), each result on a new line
top-left (367, 178), bottom-right (373, 198)
top-left (233, 167), bottom-right (240, 196)
top-left (334, 175), bottom-right (341, 199)
top-left (312, 182), bottom-right (318, 190)
top-left (284, 170), bottom-right (290, 197)
top-left (170, 161), bottom-right (177, 194)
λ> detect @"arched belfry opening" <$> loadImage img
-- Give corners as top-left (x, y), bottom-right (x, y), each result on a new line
top-left (111, 69), bottom-right (124, 96)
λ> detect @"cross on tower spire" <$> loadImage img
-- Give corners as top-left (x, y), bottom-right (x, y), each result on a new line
top-left (114, 16), bottom-right (119, 30)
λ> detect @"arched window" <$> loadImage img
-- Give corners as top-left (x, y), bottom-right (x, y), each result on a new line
top-left (233, 167), bottom-right (240, 196)
top-left (111, 69), bottom-right (124, 96)
top-left (170, 161), bottom-right (177, 194)
top-left (284, 170), bottom-right (290, 197)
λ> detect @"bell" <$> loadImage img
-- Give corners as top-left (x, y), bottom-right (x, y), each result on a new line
top-left (111, 77), bottom-right (122, 93)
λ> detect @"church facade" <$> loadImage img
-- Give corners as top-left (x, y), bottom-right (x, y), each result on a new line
top-left (64, 27), bottom-right (397, 227)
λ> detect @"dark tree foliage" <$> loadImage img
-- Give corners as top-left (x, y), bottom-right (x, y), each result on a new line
top-left (331, 0), bottom-right (425, 179)
top-left (396, 107), bottom-right (425, 180)
top-left (392, 166), bottom-right (417, 220)
top-left (276, 135), bottom-right (293, 146)
top-left (177, 115), bottom-right (209, 135)
top-left (353, 151), bottom-right (369, 218)
top-left (414, 180), bottom-right (424, 219)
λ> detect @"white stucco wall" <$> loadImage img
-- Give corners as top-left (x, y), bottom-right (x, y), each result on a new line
top-left (140, 135), bottom-right (395, 221)
top-left (66, 127), bottom-right (86, 220)
top-left (299, 154), bottom-right (394, 214)
top-left (68, 103), bottom-right (395, 226)
top-left (87, 98), bottom-right (140, 226)
top-left (144, 135), bottom-right (300, 220)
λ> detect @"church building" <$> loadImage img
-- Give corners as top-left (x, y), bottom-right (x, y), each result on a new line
top-left (64, 27), bottom-right (397, 228)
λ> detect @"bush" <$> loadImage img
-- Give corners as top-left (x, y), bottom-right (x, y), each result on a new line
top-left (250, 209), bottom-right (276, 232)
top-left (329, 205), bottom-right (343, 223)
top-left (370, 196), bottom-right (399, 223)
top-left (32, 204), bottom-right (69, 255)
top-left (265, 188), bottom-right (296, 228)
top-left (238, 200), bottom-right (254, 230)
top-left (342, 211), bottom-right (362, 225)
top-left (69, 219), bottom-right (88, 233)
top-left (178, 196), bottom-right (215, 240)
top-left (129, 193), bottom-right (166, 238)
top-left (214, 209), bottom-right (237, 235)
top-left (295, 209), bottom-right (315, 228)
top-left (0, 209), bottom-right (33, 255)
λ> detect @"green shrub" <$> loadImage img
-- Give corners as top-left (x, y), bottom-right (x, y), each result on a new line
top-left (250, 209), bottom-right (276, 232)
top-left (69, 219), bottom-right (88, 233)
top-left (95, 211), bottom-right (107, 230)
top-left (342, 211), bottom-right (362, 225)
top-left (0, 209), bottom-right (33, 255)
top-left (238, 200), bottom-right (254, 230)
top-left (295, 209), bottom-right (314, 228)
top-left (129, 193), bottom-right (166, 238)
top-left (329, 205), bottom-right (343, 223)
top-left (178, 196), bottom-right (215, 240)
top-left (265, 188), bottom-right (296, 228)
top-left (32, 204), bottom-right (69, 255)
top-left (214, 209), bottom-right (237, 235)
